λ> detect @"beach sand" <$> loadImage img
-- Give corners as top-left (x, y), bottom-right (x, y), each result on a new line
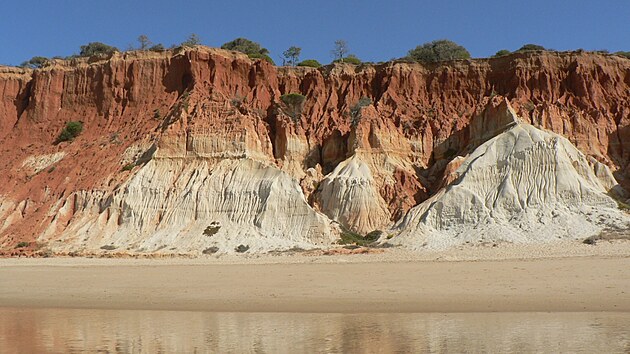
top-left (1, 241), bottom-right (629, 313)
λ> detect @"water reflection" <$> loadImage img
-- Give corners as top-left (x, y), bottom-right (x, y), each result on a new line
top-left (0, 308), bottom-right (629, 353)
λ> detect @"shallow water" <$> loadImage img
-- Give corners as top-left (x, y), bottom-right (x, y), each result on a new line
top-left (0, 308), bottom-right (628, 353)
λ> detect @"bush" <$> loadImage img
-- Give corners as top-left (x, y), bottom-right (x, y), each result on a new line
top-left (121, 163), bottom-right (135, 171)
top-left (280, 93), bottom-right (306, 122)
top-left (350, 97), bottom-right (372, 126)
top-left (55, 121), bottom-right (83, 144)
top-left (338, 229), bottom-right (382, 247)
top-left (615, 51), bottom-right (630, 59)
top-left (248, 53), bottom-right (275, 65)
top-left (334, 54), bottom-right (361, 65)
top-left (79, 42), bottom-right (118, 57)
top-left (20, 56), bottom-right (48, 69)
top-left (221, 38), bottom-right (269, 56)
top-left (149, 44), bottom-right (165, 51)
top-left (407, 39), bottom-right (471, 62)
top-left (517, 44), bottom-right (546, 52)
top-left (15, 241), bottom-right (30, 248)
top-left (492, 49), bottom-right (511, 57)
top-left (297, 59), bottom-right (322, 68)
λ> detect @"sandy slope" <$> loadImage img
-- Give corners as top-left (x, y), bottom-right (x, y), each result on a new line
top-left (1, 242), bottom-right (629, 313)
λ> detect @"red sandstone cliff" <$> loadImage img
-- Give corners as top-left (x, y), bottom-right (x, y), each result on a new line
top-left (0, 47), bottom-right (628, 255)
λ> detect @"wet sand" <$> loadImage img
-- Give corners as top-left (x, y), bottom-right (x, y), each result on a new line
top-left (1, 253), bottom-right (629, 312)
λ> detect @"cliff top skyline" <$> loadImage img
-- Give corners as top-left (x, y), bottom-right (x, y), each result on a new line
top-left (2, 0), bottom-right (628, 66)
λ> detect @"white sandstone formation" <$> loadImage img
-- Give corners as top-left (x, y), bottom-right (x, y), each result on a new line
top-left (45, 157), bottom-right (338, 254)
top-left (392, 123), bottom-right (630, 250)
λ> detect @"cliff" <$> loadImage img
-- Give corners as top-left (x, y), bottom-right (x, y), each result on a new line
top-left (0, 47), bottom-right (628, 255)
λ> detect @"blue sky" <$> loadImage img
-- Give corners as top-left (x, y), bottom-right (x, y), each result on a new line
top-left (1, 0), bottom-right (628, 65)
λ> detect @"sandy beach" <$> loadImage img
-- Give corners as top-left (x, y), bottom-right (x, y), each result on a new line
top-left (1, 242), bottom-right (629, 313)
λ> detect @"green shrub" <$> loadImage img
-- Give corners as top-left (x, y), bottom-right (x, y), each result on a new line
top-left (615, 51), bottom-right (630, 59)
top-left (20, 56), bottom-right (48, 69)
top-left (221, 38), bottom-right (269, 55)
top-left (297, 59), bottom-right (322, 68)
top-left (280, 93), bottom-right (306, 121)
top-left (334, 54), bottom-right (361, 65)
top-left (121, 163), bottom-right (135, 171)
top-left (100, 245), bottom-right (117, 251)
top-left (149, 44), bottom-right (165, 51)
top-left (350, 97), bottom-right (372, 126)
top-left (15, 241), bottom-right (30, 248)
top-left (517, 44), bottom-right (546, 52)
top-left (338, 229), bottom-right (382, 246)
top-left (492, 49), bottom-right (511, 57)
top-left (79, 42), bottom-right (118, 57)
top-left (280, 93), bottom-right (306, 107)
top-left (55, 121), bottom-right (83, 144)
top-left (248, 53), bottom-right (275, 65)
top-left (407, 39), bottom-right (471, 62)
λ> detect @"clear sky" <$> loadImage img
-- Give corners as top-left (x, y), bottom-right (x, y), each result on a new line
top-left (1, 0), bottom-right (628, 66)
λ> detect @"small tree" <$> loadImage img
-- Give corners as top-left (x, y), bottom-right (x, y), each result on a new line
top-left (283, 46), bottom-right (301, 66)
top-left (221, 38), bottom-right (269, 55)
top-left (79, 42), bottom-right (118, 57)
top-left (407, 39), bottom-right (471, 62)
top-left (137, 35), bottom-right (152, 50)
top-left (181, 33), bottom-right (202, 47)
top-left (20, 56), bottom-right (48, 69)
top-left (331, 40), bottom-right (349, 62)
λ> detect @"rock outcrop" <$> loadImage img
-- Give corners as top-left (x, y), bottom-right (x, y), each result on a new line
top-left (0, 47), bottom-right (628, 255)
top-left (393, 110), bottom-right (629, 249)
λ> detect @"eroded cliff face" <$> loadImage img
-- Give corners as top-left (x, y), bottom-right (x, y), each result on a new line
top-left (0, 47), bottom-right (628, 255)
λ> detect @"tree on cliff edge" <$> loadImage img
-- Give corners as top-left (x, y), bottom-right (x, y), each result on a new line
top-left (283, 46), bottom-right (301, 66)
top-left (407, 39), bottom-right (471, 62)
top-left (331, 40), bottom-right (349, 62)
top-left (79, 42), bottom-right (119, 57)
top-left (181, 33), bottom-right (202, 47)
top-left (221, 38), bottom-right (269, 56)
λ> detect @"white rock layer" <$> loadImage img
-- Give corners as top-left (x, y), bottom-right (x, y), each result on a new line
top-left (392, 123), bottom-right (630, 249)
top-left (44, 157), bottom-right (338, 254)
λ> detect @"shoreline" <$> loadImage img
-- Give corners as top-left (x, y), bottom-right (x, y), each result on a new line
top-left (1, 249), bottom-right (629, 313)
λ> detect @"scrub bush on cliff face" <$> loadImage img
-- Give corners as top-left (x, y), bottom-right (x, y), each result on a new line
top-left (350, 97), bottom-right (372, 127)
top-left (55, 121), bottom-right (83, 144)
top-left (280, 93), bottom-right (306, 122)
top-left (407, 39), bottom-right (471, 62)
